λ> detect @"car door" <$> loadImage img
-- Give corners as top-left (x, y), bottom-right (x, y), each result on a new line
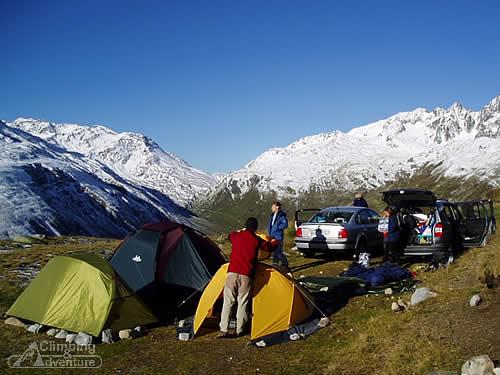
top-left (294, 208), bottom-right (321, 230)
top-left (437, 203), bottom-right (458, 246)
top-left (355, 210), bottom-right (370, 245)
top-left (455, 200), bottom-right (494, 247)
top-left (486, 199), bottom-right (496, 234)
top-left (357, 209), bottom-right (381, 249)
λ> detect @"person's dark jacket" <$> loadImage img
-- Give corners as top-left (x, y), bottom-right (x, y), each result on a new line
top-left (267, 210), bottom-right (288, 241)
top-left (352, 198), bottom-right (368, 207)
top-left (385, 216), bottom-right (400, 243)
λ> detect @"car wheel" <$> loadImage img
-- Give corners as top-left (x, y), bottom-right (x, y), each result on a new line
top-left (302, 250), bottom-right (315, 258)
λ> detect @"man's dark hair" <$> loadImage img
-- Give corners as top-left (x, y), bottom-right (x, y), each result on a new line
top-left (384, 206), bottom-right (397, 215)
top-left (272, 201), bottom-right (281, 208)
top-left (245, 217), bottom-right (259, 231)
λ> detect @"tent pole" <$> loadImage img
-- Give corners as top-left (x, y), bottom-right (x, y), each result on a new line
top-left (296, 285), bottom-right (332, 324)
top-left (176, 280), bottom-right (211, 308)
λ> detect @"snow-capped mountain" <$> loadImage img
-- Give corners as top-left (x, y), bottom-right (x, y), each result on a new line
top-left (0, 121), bottom-right (201, 238)
top-left (9, 119), bottom-right (216, 206)
top-left (208, 96), bottom-right (500, 200)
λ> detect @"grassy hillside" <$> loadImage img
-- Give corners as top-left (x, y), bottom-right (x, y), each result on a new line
top-left (194, 166), bottom-right (498, 233)
top-left (1, 227), bottom-right (499, 374)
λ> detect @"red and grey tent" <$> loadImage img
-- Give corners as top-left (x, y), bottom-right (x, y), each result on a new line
top-left (110, 221), bottom-right (226, 321)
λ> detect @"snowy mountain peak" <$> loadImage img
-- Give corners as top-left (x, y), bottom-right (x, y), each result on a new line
top-left (448, 101), bottom-right (463, 111)
top-left (208, 96), bottom-right (500, 200)
top-left (9, 118), bottom-right (216, 206)
top-left (0, 121), bottom-right (204, 238)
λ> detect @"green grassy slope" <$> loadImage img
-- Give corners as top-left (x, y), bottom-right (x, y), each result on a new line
top-left (1, 227), bottom-right (498, 374)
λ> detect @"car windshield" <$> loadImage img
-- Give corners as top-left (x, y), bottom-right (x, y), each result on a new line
top-left (309, 211), bottom-right (353, 224)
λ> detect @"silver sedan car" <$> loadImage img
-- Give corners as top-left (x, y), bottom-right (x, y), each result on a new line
top-left (294, 206), bottom-right (384, 257)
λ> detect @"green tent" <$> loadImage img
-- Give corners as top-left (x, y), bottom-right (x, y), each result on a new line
top-left (6, 253), bottom-right (158, 336)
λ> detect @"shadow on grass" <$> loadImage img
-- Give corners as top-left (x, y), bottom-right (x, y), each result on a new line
top-left (301, 277), bottom-right (365, 317)
top-left (291, 252), bottom-right (355, 273)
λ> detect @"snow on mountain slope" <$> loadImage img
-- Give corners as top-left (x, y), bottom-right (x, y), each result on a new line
top-left (9, 119), bottom-right (216, 206)
top-left (0, 121), bottom-right (198, 238)
top-left (209, 96), bottom-right (500, 199)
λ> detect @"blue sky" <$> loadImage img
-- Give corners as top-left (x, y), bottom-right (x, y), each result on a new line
top-left (2, 0), bottom-right (500, 173)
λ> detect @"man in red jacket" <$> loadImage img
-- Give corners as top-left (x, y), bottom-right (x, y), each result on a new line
top-left (218, 217), bottom-right (268, 338)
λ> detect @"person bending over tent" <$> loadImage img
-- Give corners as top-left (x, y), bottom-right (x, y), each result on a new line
top-left (218, 217), bottom-right (270, 338)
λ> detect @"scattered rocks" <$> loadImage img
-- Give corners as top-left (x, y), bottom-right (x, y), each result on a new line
top-left (178, 332), bottom-right (191, 341)
top-left (46, 328), bottom-right (59, 336)
top-left (119, 329), bottom-right (133, 340)
top-left (391, 299), bottom-right (409, 313)
top-left (384, 288), bottom-right (393, 295)
top-left (410, 287), bottom-right (437, 306)
top-left (65, 334), bottom-right (77, 343)
top-left (4, 317), bottom-right (27, 328)
top-left (317, 317), bottom-right (330, 328)
top-left (27, 323), bottom-right (44, 333)
top-left (9, 263), bottom-right (42, 286)
top-left (461, 355), bottom-right (495, 375)
top-left (74, 332), bottom-right (93, 346)
top-left (469, 294), bottom-right (481, 307)
top-left (102, 329), bottom-right (115, 344)
top-left (99, 249), bottom-right (114, 261)
top-left (133, 326), bottom-right (143, 337)
top-left (398, 299), bottom-right (409, 310)
top-left (255, 340), bottom-right (267, 347)
top-left (55, 329), bottom-right (68, 339)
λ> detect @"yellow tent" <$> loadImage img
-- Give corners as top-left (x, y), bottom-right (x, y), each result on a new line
top-left (193, 262), bottom-right (314, 340)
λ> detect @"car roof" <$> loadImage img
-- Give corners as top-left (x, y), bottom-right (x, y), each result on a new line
top-left (320, 206), bottom-right (369, 212)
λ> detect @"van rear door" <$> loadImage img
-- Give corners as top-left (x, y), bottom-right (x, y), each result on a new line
top-left (381, 189), bottom-right (437, 207)
top-left (455, 200), bottom-right (494, 247)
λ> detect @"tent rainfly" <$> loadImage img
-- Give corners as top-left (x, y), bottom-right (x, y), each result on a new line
top-left (110, 221), bottom-right (226, 320)
top-left (193, 262), bottom-right (315, 341)
top-left (6, 253), bottom-right (157, 336)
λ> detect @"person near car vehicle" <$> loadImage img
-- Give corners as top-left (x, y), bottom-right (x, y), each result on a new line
top-left (218, 217), bottom-right (270, 338)
top-left (267, 201), bottom-right (289, 267)
top-left (381, 206), bottom-right (403, 264)
top-left (352, 193), bottom-right (369, 208)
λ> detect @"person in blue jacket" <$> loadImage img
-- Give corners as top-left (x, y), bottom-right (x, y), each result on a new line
top-left (382, 206), bottom-right (402, 264)
top-left (352, 192), bottom-right (369, 208)
top-left (267, 201), bottom-right (289, 267)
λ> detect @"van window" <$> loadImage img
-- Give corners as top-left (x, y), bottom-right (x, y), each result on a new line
top-left (441, 205), bottom-right (456, 221)
top-left (461, 204), bottom-right (480, 219)
top-left (477, 203), bottom-right (487, 219)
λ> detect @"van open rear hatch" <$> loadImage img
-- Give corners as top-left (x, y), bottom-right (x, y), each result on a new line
top-left (381, 189), bottom-right (437, 207)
